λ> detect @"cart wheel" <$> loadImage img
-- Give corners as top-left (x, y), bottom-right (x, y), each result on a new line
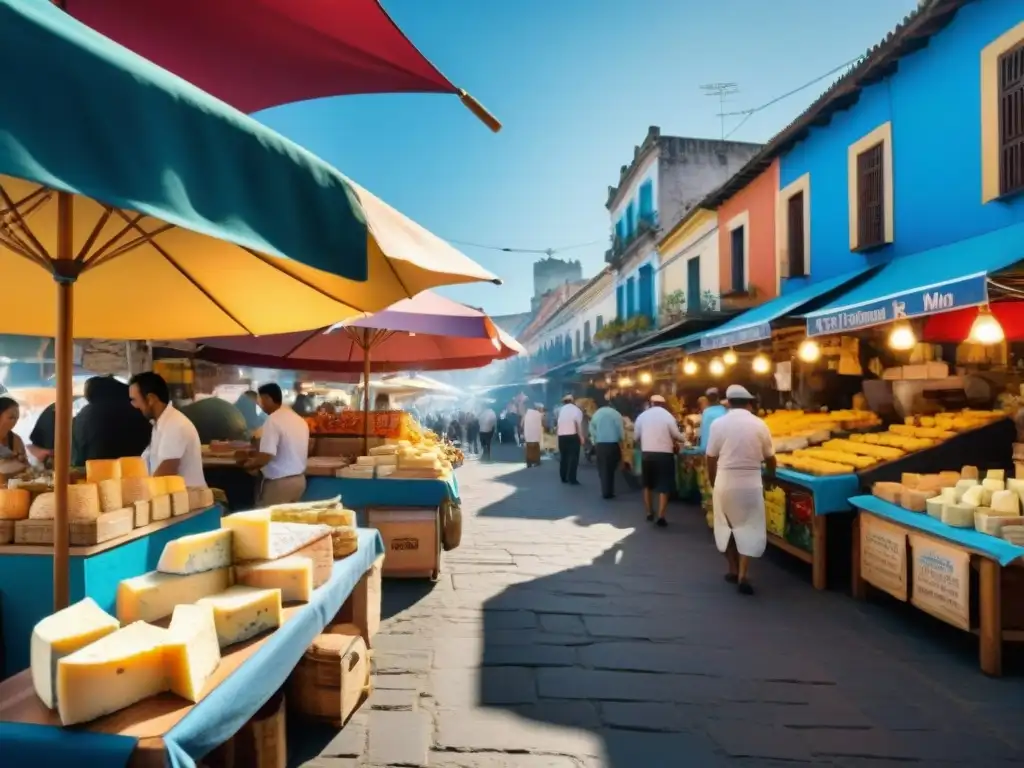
top-left (431, 567), bottom-right (440, 582)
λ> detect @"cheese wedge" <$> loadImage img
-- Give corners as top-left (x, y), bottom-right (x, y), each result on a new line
top-left (197, 586), bottom-right (283, 647)
top-left (235, 555), bottom-right (314, 602)
top-left (97, 478), bottom-right (123, 514)
top-left (31, 598), bottom-right (120, 709)
top-left (118, 456), bottom-right (149, 478)
top-left (157, 529), bottom-right (233, 575)
top-left (117, 567), bottom-right (231, 624)
top-left (0, 488), bottom-right (30, 520)
top-left (85, 459), bottom-right (121, 483)
top-left (56, 621), bottom-right (168, 726)
top-left (165, 604), bottom-right (221, 702)
top-left (163, 475), bottom-right (187, 494)
top-left (223, 511), bottom-right (331, 561)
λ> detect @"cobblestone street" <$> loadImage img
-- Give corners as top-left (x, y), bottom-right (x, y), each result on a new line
top-left (293, 442), bottom-right (1024, 767)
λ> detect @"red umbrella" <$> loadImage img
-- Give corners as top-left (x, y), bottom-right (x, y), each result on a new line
top-left (60, 0), bottom-right (501, 131)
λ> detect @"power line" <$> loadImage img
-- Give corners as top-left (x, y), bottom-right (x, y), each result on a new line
top-left (721, 54), bottom-right (865, 140)
top-left (443, 238), bottom-right (603, 257)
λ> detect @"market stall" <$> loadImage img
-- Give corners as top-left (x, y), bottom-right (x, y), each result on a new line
top-left (0, 527), bottom-right (385, 766)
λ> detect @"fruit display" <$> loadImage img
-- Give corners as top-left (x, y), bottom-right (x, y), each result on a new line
top-left (305, 409), bottom-right (420, 440)
top-left (764, 485), bottom-right (786, 537)
top-left (764, 409), bottom-right (881, 453)
top-left (775, 454), bottom-right (854, 476)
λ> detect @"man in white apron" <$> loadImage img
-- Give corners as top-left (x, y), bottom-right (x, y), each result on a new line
top-left (705, 385), bottom-right (776, 595)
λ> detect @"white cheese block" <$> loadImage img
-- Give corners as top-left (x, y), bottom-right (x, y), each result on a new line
top-left (117, 567), bottom-right (231, 624)
top-left (990, 490), bottom-right (1020, 515)
top-left (166, 604), bottom-right (221, 702)
top-left (157, 529), bottom-right (233, 575)
top-left (926, 497), bottom-right (945, 519)
top-left (223, 510), bottom-right (331, 561)
top-left (56, 621), bottom-right (169, 726)
top-left (941, 503), bottom-right (976, 527)
top-left (235, 555), bottom-right (314, 602)
top-left (955, 478), bottom-right (979, 494)
top-left (355, 456), bottom-right (375, 467)
top-left (1007, 478), bottom-right (1024, 501)
top-left (31, 598), bottom-right (120, 709)
top-left (987, 469), bottom-right (1006, 481)
top-left (197, 586), bottom-right (283, 647)
top-left (939, 487), bottom-right (958, 504)
top-left (961, 485), bottom-right (987, 508)
top-left (982, 478), bottom-right (1005, 493)
top-left (150, 494), bottom-right (172, 521)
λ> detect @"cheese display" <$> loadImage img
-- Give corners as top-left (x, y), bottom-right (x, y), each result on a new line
top-left (97, 478), bottom-right (123, 514)
top-left (121, 476), bottom-right (153, 505)
top-left (28, 483), bottom-right (102, 520)
top-left (157, 529), bottom-right (233, 575)
top-left (331, 525), bottom-right (359, 558)
top-left (900, 488), bottom-right (930, 513)
top-left (223, 509), bottom-right (331, 561)
top-left (31, 598), bottom-right (120, 709)
top-left (166, 604), bottom-right (221, 702)
top-left (0, 487), bottom-right (30, 519)
top-left (235, 555), bottom-right (314, 602)
top-left (763, 409), bottom-right (881, 442)
top-left (85, 459), bottom-right (121, 483)
top-left (197, 585), bottom-right (283, 647)
top-left (117, 567), bottom-right (232, 624)
top-left (118, 456), bottom-right (149, 478)
top-left (164, 475), bottom-right (187, 493)
top-left (775, 454), bottom-right (852, 475)
top-left (872, 482), bottom-right (902, 503)
top-left (940, 504), bottom-right (976, 527)
top-left (56, 621), bottom-right (170, 726)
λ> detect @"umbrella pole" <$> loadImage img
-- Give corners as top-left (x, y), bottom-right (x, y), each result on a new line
top-left (363, 330), bottom-right (371, 455)
top-left (52, 191), bottom-right (76, 611)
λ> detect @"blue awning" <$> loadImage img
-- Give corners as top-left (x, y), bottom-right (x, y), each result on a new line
top-left (694, 267), bottom-right (875, 352)
top-left (805, 224), bottom-right (1024, 337)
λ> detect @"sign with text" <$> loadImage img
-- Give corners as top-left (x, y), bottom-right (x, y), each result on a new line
top-left (909, 534), bottom-right (970, 630)
top-left (860, 514), bottom-right (908, 601)
top-left (805, 274), bottom-right (988, 337)
top-left (700, 322), bottom-right (771, 351)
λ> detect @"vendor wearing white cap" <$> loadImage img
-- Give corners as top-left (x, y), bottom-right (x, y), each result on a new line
top-left (633, 393), bottom-right (683, 527)
top-left (705, 384), bottom-right (776, 595)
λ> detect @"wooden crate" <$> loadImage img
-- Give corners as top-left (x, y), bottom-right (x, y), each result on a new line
top-left (14, 507), bottom-right (134, 546)
top-left (367, 506), bottom-right (441, 579)
top-left (0, 520), bottom-right (13, 545)
top-left (286, 625), bottom-right (369, 727)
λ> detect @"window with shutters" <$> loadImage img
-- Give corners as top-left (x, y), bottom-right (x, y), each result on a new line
top-left (731, 226), bottom-right (746, 291)
top-left (787, 191), bottom-right (806, 276)
top-left (856, 143), bottom-right (885, 250)
top-left (777, 173), bottom-right (810, 281)
top-left (999, 41), bottom-right (1024, 197)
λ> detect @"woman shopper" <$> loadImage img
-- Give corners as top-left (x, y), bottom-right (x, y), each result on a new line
top-left (0, 397), bottom-right (27, 469)
top-left (705, 385), bottom-right (776, 595)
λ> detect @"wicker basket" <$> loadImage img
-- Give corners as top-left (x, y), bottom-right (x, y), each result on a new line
top-left (286, 625), bottom-right (370, 726)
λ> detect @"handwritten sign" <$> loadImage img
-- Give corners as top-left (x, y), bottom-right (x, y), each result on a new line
top-left (909, 534), bottom-right (970, 630)
top-left (860, 515), bottom-right (907, 600)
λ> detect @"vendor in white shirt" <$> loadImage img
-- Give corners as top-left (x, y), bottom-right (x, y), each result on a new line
top-left (633, 394), bottom-right (682, 527)
top-left (556, 394), bottom-right (584, 485)
top-left (128, 372), bottom-right (206, 488)
top-left (522, 403), bottom-right (545, 468)
top-left (241, 383), bottom-right (310, 506)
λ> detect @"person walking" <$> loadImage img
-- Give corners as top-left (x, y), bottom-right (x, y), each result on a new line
top-left (633, 394), bottom-right (682, 527)
top-left (699, 387), bottom-right (728, 449)
top-left (478, 405), bottom-right (497, 461)
top-left (589, 398), bottom-right (624, 499)
top-left (522, 403), bottom-right (544, 467)
top-left (466, 412), bottom-right (480, 455)
top-left (706, 384), bottom-right (776, 595)
top-left (556, 394), bottom-right (584, 485)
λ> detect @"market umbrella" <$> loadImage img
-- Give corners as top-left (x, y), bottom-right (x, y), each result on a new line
top-left (61, 0), bottom-right (502, 131)
top-left (0, 0), bottom-right (498, 608)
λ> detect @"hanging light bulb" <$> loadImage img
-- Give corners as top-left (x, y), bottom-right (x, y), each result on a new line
top-left (968, 305), bottom-right (1005, 345)
top-left (682, 359), bottom-right (698, 376)
top-left (752, 353), bottom-right (771, 374)
top-left (618, 376), bottom-right (632, 388)
top-left (797, 339), bottom-right (820, 363)
top-left (709, 358), bottom-right (726, 377)
top-left (723, 348), bottom-right (738, 366)
top-left (639, 372), bottom-right (652, 385)
top-left (887, 323), bottom-right (917, 351)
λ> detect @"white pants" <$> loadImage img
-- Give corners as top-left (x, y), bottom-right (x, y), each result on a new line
top-left (712, 469), bottom-right (767, 558)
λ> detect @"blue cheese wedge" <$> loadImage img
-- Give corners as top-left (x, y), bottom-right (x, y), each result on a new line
top-left (197, 586), bottom-right (283, 647)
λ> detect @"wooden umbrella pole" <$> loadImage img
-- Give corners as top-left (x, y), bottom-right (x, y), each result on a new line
top-left (362, 329), bottom-right (371, 455)
top-left (52, 191), bottom-right (77, 611)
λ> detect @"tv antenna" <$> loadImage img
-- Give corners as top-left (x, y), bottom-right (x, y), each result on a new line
top-left (701, 82), bottom-right (739, 140)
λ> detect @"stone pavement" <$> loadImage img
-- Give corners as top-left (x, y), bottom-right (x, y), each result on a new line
top-left (292, 441), bottom-right (1024, 767)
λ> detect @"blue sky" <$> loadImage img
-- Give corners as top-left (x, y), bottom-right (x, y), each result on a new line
top-left (259, 0), bottom-right (919, 317)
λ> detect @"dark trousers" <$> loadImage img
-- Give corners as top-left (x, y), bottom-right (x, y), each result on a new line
top-left (480, 430), bottom-right (494, 460)
top-left (558, 435), bottom-right (581, 483)
top-left (595, 442), bottom-right (621, 498)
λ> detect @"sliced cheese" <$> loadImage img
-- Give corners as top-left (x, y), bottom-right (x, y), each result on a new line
top-left (56, 621), bottom-right (168, 726)
top-left (164, 475), bottom-right (187, 494)
top-left (991, 490), bottom-right (1020, 516)
top-left (117, 567), bottom-right (231, 624)
top-left (97, 478), bottom-right (123, 514)
top-left (235, 555), bottom-right (314, 602)
top-left (28, 484), bottom-right (102, 520)
top-left (118, 456), bottom-right (149, 478)
top-left (318, 508), bottom-right (356, 528)
top-left (166, 604), bottom-right (221, 702)
top-left (85, 459), bottom-right (121, 483)
top-left (197, 586), bottom-right (282, 647)
top-left (0, 488), bottom-right (30, 520)
top-left (223, 511), bottom-right (331, 561)
top-left (158, 529), bottom-right (233, 575)
top-left (31, 598), bottom-right (120, 709)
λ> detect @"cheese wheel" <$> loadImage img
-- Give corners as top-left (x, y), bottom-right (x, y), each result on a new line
top-left (0, 488), bottom-right (30, 520)
top-left (29, 485), bottom-right (102, 521)
top-left (85, 459), bottom-right (121, 483)
top-left (117, 457), bottom-right (149, 479)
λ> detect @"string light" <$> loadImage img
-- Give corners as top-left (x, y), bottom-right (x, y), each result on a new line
top-left (723, 349), bottom-right (738, 366)
top-left (797, 339), bottom-right (820, 363)
top-left (752, 354), bottom-right (771, 374)
top-left (887, 323), bottom-right (916, 351)
top-left (639, 372), bottom-right (652, 385)
top-left (683, 359), bottom-right (698, 375)
top-left (618, 376), bottom-right (633, 387)
top-left (968, 306), bottom-right (1005, 345)
top-left (709, 358), bottom-right (725, 376)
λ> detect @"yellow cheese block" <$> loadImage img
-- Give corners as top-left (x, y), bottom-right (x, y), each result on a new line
top-left (97, 478), bottom-right (123, 514)
top-left (117, 567), bottom-right (232, 624)
top-left (165, 604), bottom-right (221, 703)
top-left (0, 488), bottom-right (30, 520)
top-left (85, 459), bottom-right (121, 483)
top-left (118, 456), bottom-right (149, 478)
top-left (148, 477), bottom-right (169, 496)
top-left (157, 529), bottom-right (233, 575)
top-left (28, 484), bottom-right (102, 521)
top-left (197, 586), bottom-right (283, 647)
top-left (164, 475), bottom-right (187, 494)
top-left (235, 555), bottom-right (314, 602)
top-left (121, 477), bottom-right (153, 505)
top-left (56, 621), bottom-right (169, 726)
top-left (222, 511), bottom-right (331, 561)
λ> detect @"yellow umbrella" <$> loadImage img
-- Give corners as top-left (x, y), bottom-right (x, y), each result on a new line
top-left (0, 1), bottom-right (499, 608)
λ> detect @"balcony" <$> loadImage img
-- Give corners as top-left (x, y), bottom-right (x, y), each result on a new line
top-left (605, 211), bottom-right (659, 265)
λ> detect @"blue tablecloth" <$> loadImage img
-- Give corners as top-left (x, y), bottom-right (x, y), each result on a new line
top-left (304, 473), bottom-right (459, 510)
top-left (0, 506), bottom-right (222, 679)
top-left (774, 469), bottom-right (861, 515)
top-left (0, 529), bottom-right (385, 768)
top-left (850, 495), bottom-right (1024, 567)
